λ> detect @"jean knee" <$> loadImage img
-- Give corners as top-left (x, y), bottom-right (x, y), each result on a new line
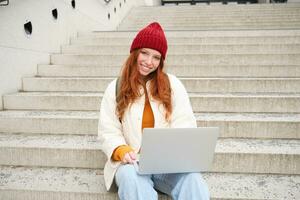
top-left (115, 164), bottom-right (138, 186)
top-left (185, 173), bottom-right (207, 187)
top-left (172, 173), bottom-right (209, 200)
top-left (185, 173), bottom-right (201, 182)
top-left (187, 173), bottom-right (209, 196)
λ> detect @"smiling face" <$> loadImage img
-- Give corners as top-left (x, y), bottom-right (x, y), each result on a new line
top-left (137, 48), bottom-right (162, 77)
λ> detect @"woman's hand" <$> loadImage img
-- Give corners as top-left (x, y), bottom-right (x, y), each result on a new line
top-left (121, 151), bottom-right (137, 164)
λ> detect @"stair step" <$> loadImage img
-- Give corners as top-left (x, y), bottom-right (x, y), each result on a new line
top-left (3, 92), bottom-right (300, 113)
top-left (135, 11), bottom-right (300, 14)
top-left (122, 15), bottom-right (300, 21)
top-left (0, 110), bottom-right (98, 135)
top-left (0, 111), bottom-right (298, 139)
top-left (130, 13), bottom-right (300, 17)
top-left (1, 166), bottom-right (299, 200)
top-left (0, 133), bottom-right (299, 174)
top-left (120, 20), bottom-right (300, 27)
top-left (128, 7), bottom-right (300, 12)
top-left (197, 112), bottom-right (300, 139)
top-left (0, 133), bottom-right (103, 168)
top-left (77, 29), bottom-right (300, 38)
top-left (122, 16), bottom-right (300, 21)
top-left (119, 15), bottom-right (300, 30)
top-left (128, 13), bottom-right (300, 18)
top-left (130, 8), bottom-right (300, 14)
top-left (127, 5), bottom-right (300, 15)
top-left (37, 64), bottom-right (300, 78)
top-left (189, 93), bottom-right (300, 113)
top-left (23, 77), bottom-right (300, 93)
top-left (124, 12), bottom-right (300, 17)
top-left (118, 24), bottom-right (300, 31)
top-left (62, 44), bottom-right (300, 55)
top-left (133, 4), bottom-right (300, 11)
top-left (50, 54), bottom-right (300, 66)
top-left (120, 5), bottom-right (300, 31)
top-left (71, 36), bottom-right (300, 45)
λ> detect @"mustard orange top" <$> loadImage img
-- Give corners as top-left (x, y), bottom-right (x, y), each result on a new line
top-left (141, 98), bottom-right (155, 129)
top-left (112, 97), bottom-right (154, 161)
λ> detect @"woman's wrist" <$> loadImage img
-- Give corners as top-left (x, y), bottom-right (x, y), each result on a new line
top-left (112, 145), bottom-right (134, 161)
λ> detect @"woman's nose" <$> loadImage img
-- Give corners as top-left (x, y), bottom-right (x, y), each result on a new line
top-left (145, 56), bottom-right (152, 65)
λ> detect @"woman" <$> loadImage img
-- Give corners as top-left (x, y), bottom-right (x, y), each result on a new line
top-left (98, 22), bottom-right (209, 200)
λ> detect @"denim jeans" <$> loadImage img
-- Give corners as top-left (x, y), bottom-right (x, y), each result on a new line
top-left (115, 164), bottom-right (210, 200)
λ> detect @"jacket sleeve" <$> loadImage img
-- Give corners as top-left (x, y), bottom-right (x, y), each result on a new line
top-left (98, 79), bottom-right (127, 160)
top-left (169, 74), bottom-right (197, 128)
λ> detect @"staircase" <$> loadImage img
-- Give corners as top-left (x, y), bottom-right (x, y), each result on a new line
top-left (1, 3), bottom-right (300, 200)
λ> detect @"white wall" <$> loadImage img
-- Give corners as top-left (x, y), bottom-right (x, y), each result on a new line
top-left (144, 0), bottom-right (161, 6)
top-left (0, 0), bottom-right (137, 110)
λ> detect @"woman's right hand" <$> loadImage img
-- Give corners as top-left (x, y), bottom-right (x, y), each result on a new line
top-left (121, 151), bottom-right (137, 164)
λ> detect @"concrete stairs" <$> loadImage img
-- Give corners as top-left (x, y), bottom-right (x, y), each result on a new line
top-left (118, 3), bottom-right (300, 30)
top-left (1, 3), bottom-right (300, 200)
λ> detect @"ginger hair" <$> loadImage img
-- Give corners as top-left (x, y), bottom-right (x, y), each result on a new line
top-left (116, 49), bottom-right (172, 121)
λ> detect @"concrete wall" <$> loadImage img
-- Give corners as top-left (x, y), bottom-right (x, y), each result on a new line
top-left (144, 0), bottom-right (161, 6)
top-left (0, 0), bottom-right (137, 110)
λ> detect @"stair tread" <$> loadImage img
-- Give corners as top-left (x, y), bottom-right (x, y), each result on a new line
top-left (78, 29), bottom-right (300, 37)
top-left (39, 63), bottom-right (300, 67)
top-left (25, 77), bottom-right (300, 81)
top-left (0, 166), bottom-right (105, 193)
top-left (0, 166), bottom-right (299, 199)
top-left (0, 110), bottom-right (98, 119)
top-left (51, 52), bottom-right (300, 55)
top-left (0, 133), bottom-right (299, 155)
top-left (195, 112), bottom-right (300, 122)
top-left (1, 110), bottom-right (299, 121)
top-left (5, 91), bottom-right (300, 97)
top-left (0, 133), bottom-right (100, 149)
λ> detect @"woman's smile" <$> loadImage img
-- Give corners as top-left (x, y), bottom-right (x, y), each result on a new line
top-left (137, 48), bottom-right (161, 76)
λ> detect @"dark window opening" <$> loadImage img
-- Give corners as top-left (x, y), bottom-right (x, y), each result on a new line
top-left (24, 21), bottom-right (32, 35)
top-left (0, 0), bottom-right (9, 6)
top-left (52, 9), bottom-right (58, 20)
top-left (71, 0), bottom-right (76, 8)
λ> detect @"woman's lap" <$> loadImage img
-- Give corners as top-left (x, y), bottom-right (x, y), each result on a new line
top-left (115, 164), bottom-right (209, 200)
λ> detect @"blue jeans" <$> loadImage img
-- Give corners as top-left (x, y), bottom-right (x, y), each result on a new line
top-left (115, 164), bottom-right (210, 200)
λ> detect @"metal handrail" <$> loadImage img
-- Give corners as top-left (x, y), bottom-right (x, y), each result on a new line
top-left (161, 0), bottom-right (258, 5)
top-left (0, 0), bottom-right (9, 6)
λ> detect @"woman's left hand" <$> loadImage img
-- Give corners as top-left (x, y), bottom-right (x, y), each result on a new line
top-left (121, 151), bottom-right (137, 164)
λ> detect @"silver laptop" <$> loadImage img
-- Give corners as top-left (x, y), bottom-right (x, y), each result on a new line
top-left (134, 127), bottom-right (219, 174)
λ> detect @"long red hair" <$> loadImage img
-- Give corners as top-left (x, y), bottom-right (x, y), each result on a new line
top-left (116, 49), bottom-right (172, 121)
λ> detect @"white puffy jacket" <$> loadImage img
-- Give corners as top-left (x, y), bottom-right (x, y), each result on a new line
top-left (98, 74), bottom-right (197, 190)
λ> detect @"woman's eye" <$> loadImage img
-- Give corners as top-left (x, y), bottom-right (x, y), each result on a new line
top-left (154, 56), bottom-right (161, 60)
top-left (141, 51), bottom-right (147, 55)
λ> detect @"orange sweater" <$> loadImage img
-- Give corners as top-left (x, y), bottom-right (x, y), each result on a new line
top-left (112, 98), bottom-right (154, 161)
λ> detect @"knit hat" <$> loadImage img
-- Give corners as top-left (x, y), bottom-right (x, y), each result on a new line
top-left (130, 22), bottom-right (168, 60)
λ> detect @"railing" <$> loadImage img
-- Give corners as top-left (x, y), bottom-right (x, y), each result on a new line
top-left (161, 0), bottom-right (258, 5)
top-left (0, 0), bottom-right (9, 6)
top-left (271, 0), bottom-right (288, 2)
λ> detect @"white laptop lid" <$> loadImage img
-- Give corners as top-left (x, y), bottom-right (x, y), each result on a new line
top-left (136, 127), bottom-right (219, 174)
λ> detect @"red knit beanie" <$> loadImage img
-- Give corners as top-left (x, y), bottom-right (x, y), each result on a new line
top-left (130, 22), bottom-right (168, 60)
